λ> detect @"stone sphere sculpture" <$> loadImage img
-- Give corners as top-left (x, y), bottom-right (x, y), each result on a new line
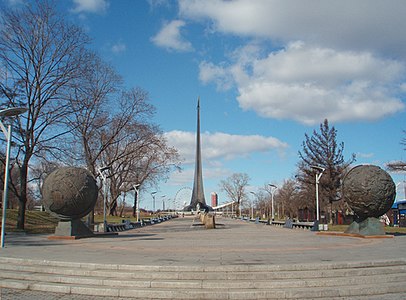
top-left (42, 167), bottom-right (98, 221)
top-left (342, 165), bottom-right (396, 221)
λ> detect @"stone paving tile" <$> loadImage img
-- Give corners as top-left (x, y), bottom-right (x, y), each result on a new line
top-left (1, 216), bottom-right (406, 267)
top-left (0, 288), bottom-right (136, 300)
top-left (2, 288), bottom-right (405, 300)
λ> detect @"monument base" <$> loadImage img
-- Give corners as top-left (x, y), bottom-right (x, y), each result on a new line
top-left (53, 219), bottom-right (94, 238)
top-left (345, 217), bottom-right (385, 236)
top-left (183, 203), bottom-right (213, 212)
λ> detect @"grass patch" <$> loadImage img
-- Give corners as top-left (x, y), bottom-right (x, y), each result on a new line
top-left (0, 209), bottom-right (156, 234)
top-left (1, 209), bottom-right (59, 234)
top-left (328, 224), bottom-right (406, 234)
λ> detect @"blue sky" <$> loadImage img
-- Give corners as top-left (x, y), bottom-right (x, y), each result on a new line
top-left (4, 0), bottom-right (406, 210)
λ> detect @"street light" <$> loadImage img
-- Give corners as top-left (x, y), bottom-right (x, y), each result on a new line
top-left (151, 191), bottom-right (157, 213)
top-left (250, 191), bottom-right (256, 220)
top-left (268, 184), bottom-right (278, 221)
top-left (133, 184), bottom-right (140, 222)
top-left (98, 165), bottom-right (111, 233)
top-left (311, 165), bottom-right (325, 230)
top-left (161, 195), bottom-right (166, 211)
top-left (1, 107), bottom-right (28, 248)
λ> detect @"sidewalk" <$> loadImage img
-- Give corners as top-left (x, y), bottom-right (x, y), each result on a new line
top-left (0, 216), bottom-right (404, 266)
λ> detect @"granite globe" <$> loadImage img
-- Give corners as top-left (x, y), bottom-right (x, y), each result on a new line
top-left (342, 165), bottom-right (396, 221)
top-left (42, 167), bottom-right (98, 221)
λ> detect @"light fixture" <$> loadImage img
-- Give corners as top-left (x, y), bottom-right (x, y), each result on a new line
top-left (1, 107), bottom-right (28, 248)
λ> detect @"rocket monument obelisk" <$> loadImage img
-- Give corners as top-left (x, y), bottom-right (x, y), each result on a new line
top-left (184, 98), bottom-right (212, 212)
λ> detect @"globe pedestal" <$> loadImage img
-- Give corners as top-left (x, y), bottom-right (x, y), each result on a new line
top-left (345, 217), bottom-right (385, 236)
top-left (54, 220), bottom-right (94, 238)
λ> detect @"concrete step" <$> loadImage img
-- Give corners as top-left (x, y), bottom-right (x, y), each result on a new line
top-left (0, 257), bottom-right (405, 299)
top-left (0, 268), bottom-right (405, 290)
top-left (0, 259), bottom-right (405, 281)
top-left (1, 279), bottom-right (406, 299)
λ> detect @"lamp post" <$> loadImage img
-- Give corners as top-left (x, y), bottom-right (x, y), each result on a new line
top-left (0, 107), bottom-right (28, 248)
top-left (250, 191), bottom-right (256, 220)
top-left (133, 184), bottom-right (140, 222)
top-left (151, 191), bottom-right (157, 214)
top-left (311, 165), bottom-right (325, 230)
top-left (268, 184), bottom-right (278, 221)
top-left (161, 195), bottom-right (166, 211)
top-left (98, 165), bottom-right (111, 233)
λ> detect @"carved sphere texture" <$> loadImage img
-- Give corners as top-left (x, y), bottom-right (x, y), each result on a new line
top-left (42, 167), bottom-right (98, 221)
top-left (342, 165), bottom-right (396, 220)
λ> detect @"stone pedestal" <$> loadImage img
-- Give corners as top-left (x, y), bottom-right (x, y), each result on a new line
top-left (54, 219), bottom-right (94, 238)
top-left (204, 214), bottom-right (216, 229)
top-left (198, 213), bottom-right (216, 229)
top-left (345, 217), bottom-right (385, 236)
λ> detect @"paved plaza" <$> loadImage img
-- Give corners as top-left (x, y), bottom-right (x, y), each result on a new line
top-left (0, 216), bottom-right (405, 299)
top-left (1, 216), bottom-right (405, 266)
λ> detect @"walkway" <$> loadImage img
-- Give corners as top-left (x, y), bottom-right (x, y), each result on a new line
top-left (0, 216), bottom-right (405, 299)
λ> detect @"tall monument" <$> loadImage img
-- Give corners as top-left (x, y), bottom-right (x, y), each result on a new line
top-left (184, 98), bottom-right (212, 212)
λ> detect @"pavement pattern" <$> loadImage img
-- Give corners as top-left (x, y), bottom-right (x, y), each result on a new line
top-left (0, 216), bottom-right (405, 299)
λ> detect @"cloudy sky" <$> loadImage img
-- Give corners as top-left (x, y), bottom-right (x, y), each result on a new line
top-left (4, 0), bottom-right (406, 209)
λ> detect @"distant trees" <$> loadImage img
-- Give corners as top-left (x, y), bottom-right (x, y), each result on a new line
top-left (219, 173), bottom-right (250, 217)
top-left (272, 179), bottom-right (299, 220)
top-left (251, 189), bottom-right (269, 219)
top-left (387, 130), bottom-right (406, 172)
top-left (218, 120), bottom-right (355, 222)
top-left (296, 119), bottom-right (355, 222)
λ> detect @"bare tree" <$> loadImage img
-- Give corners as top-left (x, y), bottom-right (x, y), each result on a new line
top-left (273, 179), bottom-right (300, 220)
top-left (387, 161), bottom-right (406, 172)
top-left (67, 81), bottom-right (180, 217)
top-left (66, 52), bottom-right (122, 175)
top-left (386, 130), bottom-right (406, 172)
top-left (252, 190), bottom-right (268, 219)
top-left (0, 1), bottom-right (90, 229)
top-left (219, 173), bottom-right (250, 217)
top-left (101, 119), bottom-right (180, 216)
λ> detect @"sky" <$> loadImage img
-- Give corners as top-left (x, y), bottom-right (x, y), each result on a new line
top-left (3, 0), bottom-right (406, 210)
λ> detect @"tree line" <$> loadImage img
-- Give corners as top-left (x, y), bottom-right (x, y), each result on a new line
top-left (220, 119), bottom-right (356, 223)
top-left (0, 1), bottom-right (180, 229)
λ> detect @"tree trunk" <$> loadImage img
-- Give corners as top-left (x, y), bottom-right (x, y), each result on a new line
top-left (109, 199), bottom-right (117, 216)
top-left (16, 163), bottom-right (28, 230)
top-left (118, 193), bottom-right (126, 217)
top-left (119, 203), bottom-right (125, 217)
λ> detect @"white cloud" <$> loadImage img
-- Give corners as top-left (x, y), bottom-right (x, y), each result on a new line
top-left (356, 152), bottom-right (374, 159)
top-left (111, 42), bottom-right (126, 54)
top-left (179, 0), bottom-right (406, 56)
top-left (151, 20), bottom-right (193, 52)
top-left (163, 130), bottom-right (288, 164)
top-left (199, 61), bottom-right (233, 91)
top-left (71, 0), bottom-right (109, 14)
top-left (167, 168), bottom-right (194, 186)
top-left (6, 0), bottom-right (24, 6)
top-left (147, 0), bottom-right (170, 10)
top-left (167, 166), bottom-right (231, 186)
top-left (200, 42), bottom-right (405, 125)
